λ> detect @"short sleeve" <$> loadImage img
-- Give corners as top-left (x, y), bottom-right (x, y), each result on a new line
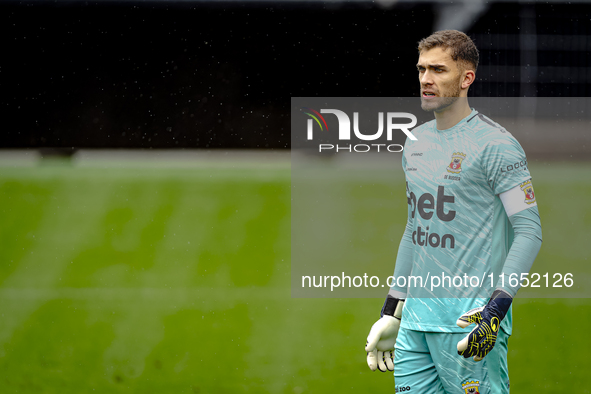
top-left (482, 135), bottom-right (532, 196)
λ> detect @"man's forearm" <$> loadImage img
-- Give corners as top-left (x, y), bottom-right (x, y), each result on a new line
top-left (499, 206), bottom-right (543, 296)
top-left (389, 222), bottom-right (414, 298)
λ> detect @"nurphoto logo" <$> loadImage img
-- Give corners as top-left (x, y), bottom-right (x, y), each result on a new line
top-left (301, 107), bottom-right (418, 153)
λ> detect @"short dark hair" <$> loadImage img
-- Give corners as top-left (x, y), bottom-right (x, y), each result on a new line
top-left (418, 30), bottom-right (479, 72)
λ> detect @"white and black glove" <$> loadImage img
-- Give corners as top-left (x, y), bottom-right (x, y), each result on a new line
top-left (365, 296), bottom-right (404, 372)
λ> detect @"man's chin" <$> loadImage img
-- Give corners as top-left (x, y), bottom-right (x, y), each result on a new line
top-left (420, 98), bottom-right (441, 112)
top-left (420, 97), bottom-right (458, 113)
top-left (421, 99), bottom-right (437, 112)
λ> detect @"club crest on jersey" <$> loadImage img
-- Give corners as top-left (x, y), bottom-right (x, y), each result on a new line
top-left (447, 152), bottom-right (466, 174)
top-left (461, 379), bottom-right (480, 394)
top-left (520, 180), bottom-right (536, 204)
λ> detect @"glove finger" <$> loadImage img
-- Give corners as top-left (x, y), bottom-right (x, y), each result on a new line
top-left (456, 307), bottom-right (484, 328)
top-left (377, 351), bottom-right (388, 372)
top-left (457, 333), bottom-right (470, 352)
top-left (367, 349), bottom-right (378, 371)
top-left (474, 340), bottom-right (495, 361)
top-left (458, 341), bottom-right (478, 358)
top-left (384, 350), bottom-right (394, 371)
top-left (365, 329), bottom-right (381, 352)
top-left (456, 314), bottom-right (479, 329)
top-left (456, 314), bottom-right (476, 329)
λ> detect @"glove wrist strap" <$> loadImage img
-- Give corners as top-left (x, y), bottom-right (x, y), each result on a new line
top-left (381, 295), bottom-right (404, 319)
top-left (488, 289), bottom-right (513, 320)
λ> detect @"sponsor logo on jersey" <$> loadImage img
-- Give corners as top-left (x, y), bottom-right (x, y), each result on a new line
top-left (408, 186), bottom-right (456, 249)
top-left (461, 379), bottom-right (480, 394)
top-left (500, 159), bottom-right (527, 173)
top-left (520, 180), bottom-right (536, 204)
top-left (447, 152), bottom-right (466, 174)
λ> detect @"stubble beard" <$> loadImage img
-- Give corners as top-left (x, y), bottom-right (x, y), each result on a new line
top-left (421, 78), bottom-right (462, 113)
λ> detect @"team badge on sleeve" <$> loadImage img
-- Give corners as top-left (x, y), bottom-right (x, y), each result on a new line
top-left (520, 180), bottom-right (536, 204)
top-left (447, 152), bottom-right (467, 174)
top-left (461, 379), bottom-right (480, 394)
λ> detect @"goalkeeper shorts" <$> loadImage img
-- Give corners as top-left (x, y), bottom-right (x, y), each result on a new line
top-left (393, 327), bottom-right (510, 394)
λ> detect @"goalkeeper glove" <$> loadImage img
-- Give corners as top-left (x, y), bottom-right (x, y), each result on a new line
top-left (456, 289), bottom-right (513, 361)
top-left (365, 296), bottom-right (404, 372)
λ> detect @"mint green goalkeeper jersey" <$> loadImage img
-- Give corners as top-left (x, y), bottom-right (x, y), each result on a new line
top-left (397, 109), bottom-right (534, 334)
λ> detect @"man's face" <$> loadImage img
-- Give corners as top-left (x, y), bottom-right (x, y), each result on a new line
top-left (417, 47), bottom-right (464, 113)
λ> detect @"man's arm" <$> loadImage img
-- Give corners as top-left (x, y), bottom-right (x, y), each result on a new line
top-left (364, 154), bottom-right (414, 372)
top-left (388, 181), bottom-right (414, 299)
top-left (457, 131), bottom-right (543, 361)
top-left (457, 183), bottom-right (542, 361)
top-left (364, 210), bottom-right (412, 371)
top-left (498, 186), bottom-right (543, 296)
top-left (482, 134), bottom-right (543, 295)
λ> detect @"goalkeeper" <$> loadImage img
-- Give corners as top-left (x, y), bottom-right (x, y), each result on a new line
top-left (364, 30), bottom-right (542, 394)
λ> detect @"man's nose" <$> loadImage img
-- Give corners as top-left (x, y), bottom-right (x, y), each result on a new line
top-left (420, 71), bottom-right (433, 85)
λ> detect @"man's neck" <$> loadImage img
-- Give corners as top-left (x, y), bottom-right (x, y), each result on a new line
top-left (434, 98), bottom-right (472, 130)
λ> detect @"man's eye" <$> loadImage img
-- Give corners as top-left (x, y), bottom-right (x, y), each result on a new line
top-left (435, 68), bottom-right (443, 72)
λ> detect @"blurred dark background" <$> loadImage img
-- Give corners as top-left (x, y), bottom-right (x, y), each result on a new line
top-left (1, 1), bottom-right (590, 149)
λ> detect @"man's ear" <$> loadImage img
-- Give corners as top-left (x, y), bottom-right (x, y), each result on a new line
top-left (462, 69), bottom-right (476, 89)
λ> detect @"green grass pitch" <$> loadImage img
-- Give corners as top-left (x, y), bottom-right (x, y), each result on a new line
top-left (0, 160), bottom-right (589, 393)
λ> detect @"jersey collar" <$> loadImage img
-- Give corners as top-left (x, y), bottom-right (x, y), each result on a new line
top-left (435, 108), bottom-right (479, 133)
